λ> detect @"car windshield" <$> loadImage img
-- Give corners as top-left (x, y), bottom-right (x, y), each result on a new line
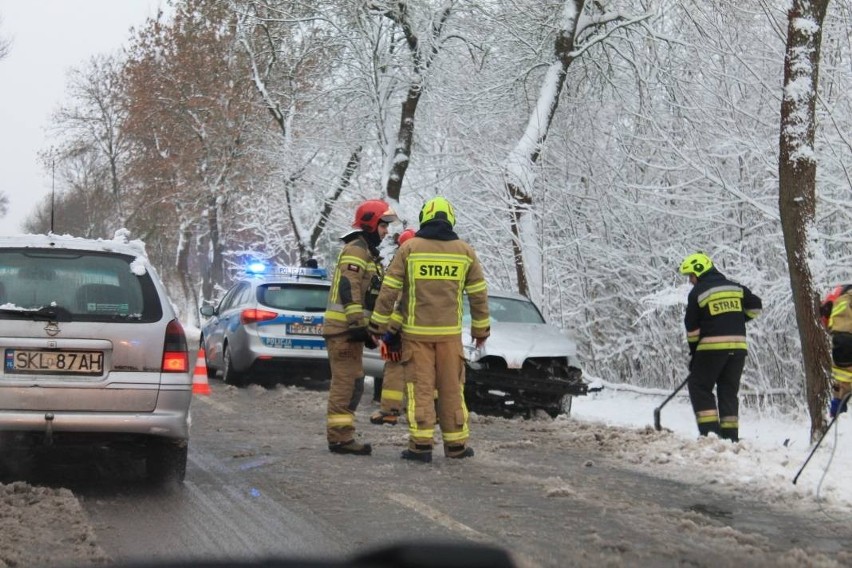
top-left (258, 283), bottom-right (329, 313)
top-left (0, 249), bottom-right (161, 322)
top-left (462, 295), bottom-right (545, 325)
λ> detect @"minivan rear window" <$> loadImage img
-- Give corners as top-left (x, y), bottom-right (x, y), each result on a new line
top-left (0, 249), bottom-right (163, 322)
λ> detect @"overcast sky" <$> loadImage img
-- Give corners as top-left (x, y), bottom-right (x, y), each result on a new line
top-left (0, 0), bottom-right (162, 236)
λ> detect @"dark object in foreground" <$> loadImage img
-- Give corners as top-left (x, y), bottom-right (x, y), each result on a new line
top-left (353, 541), bottom-right (515, 567)
top-left (653, 377), bottom-right (690, 431)
top-left (117, 541), bottom-right (518, 568)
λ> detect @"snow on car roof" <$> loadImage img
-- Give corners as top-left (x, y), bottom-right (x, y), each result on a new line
top-left (0, 230), bottom-right (149, 260)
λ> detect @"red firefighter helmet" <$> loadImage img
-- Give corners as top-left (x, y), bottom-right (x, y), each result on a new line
top-left (396, 228), bottom-right (416, 247)
top-left (352, 199), bottom-right (398, 233)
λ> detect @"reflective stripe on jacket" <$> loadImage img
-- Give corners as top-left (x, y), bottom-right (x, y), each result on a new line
top-left (829, 292), bottom-right (852, 333)
top-left (323, 234), bottom-right (382, 336)
top-left (370, 233), bottom-right (489, 342)
top-left (684, 268), bottom-right (762, 354)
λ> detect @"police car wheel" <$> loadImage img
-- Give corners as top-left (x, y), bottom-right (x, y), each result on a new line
top-left (222, 345), bottom-right (245, 386)
top-left (201, 337), bottom-right (217, 379)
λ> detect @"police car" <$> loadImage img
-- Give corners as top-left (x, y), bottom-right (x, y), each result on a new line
top-left (462, 291), bottom-right (588, 418)
top-left (200, 263), bottom-right (384, 387)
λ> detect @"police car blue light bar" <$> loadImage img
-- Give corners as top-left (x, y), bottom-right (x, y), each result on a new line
top-left (247, 261), bottom-right (268, 274)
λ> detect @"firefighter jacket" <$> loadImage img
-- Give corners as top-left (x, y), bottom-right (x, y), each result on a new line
top-left (827, 288), bottom-right (852, 368)
top-left (828, 289), bottom-right (852, 334)
top-left (323, 232), bottom-right (384, 337)
top-left (684, 268), bottom-right (762, 355)
top-left (369, 221), bottom-right (490, 342)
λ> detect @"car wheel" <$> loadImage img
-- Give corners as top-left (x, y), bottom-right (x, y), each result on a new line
top-left (222, 345), bottom-right (245, 386)
top-left (202, 340), bottom-right (217, 379)
top-left (147, 439), bottom-right (187, 483)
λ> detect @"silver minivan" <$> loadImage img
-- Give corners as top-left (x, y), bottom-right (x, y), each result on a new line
top-left (0, 234), bottom-right (192, 481)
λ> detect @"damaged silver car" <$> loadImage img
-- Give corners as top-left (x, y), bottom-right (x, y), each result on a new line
top-left (463, 291), bottom-right (588, 418)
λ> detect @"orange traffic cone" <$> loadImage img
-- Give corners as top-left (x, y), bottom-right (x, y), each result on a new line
top-left (192, 348), bottom-right (212, 396)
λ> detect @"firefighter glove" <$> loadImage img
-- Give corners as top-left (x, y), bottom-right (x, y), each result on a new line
top-left (348, 326), bottom-right (376, 348)
top-left (381, 331), bottom-right (402, 362)
top-left (829, 397), bottom-right (848, 418)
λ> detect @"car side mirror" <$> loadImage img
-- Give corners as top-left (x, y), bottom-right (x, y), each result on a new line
top-left (199, 305), bottom-right (216, 318)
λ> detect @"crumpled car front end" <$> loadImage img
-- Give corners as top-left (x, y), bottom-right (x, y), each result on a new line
top-left (464, 321), bottom-right (587, 419)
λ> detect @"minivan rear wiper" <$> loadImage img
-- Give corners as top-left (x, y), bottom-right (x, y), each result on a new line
top-left (0, 305), bottom-right (72, 322)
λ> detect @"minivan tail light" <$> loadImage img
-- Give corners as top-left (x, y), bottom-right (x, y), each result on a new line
top-left (162, 319), bottom-right (189, 373)
top-left (241, 309), bottom-right (278, 325)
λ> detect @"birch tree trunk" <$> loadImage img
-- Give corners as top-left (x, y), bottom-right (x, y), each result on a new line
top-left (374, 1), bottom-right (454, 202)
top-left (777, 0), bottom-right (831, 441)
top-left (503, 0), bottom-right (582, 303)
top-left (501, 1), bottom-right (653, 303)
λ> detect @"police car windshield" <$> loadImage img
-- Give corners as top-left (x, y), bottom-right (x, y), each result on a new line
top-left (463, 295), bottom-right (545, 324)
top-left (258, 284), bottom-right (328, 313)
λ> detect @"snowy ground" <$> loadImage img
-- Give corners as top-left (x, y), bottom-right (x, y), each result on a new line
top-left (1, 375), bottom-right (849, 566)
top-left (0, 482), bottom-right (107, 566)
top-left (571, 378), bottom-right (852, 512)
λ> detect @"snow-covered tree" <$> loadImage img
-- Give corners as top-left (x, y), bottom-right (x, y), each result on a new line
top-left (122, 0), bottom-right (258, 309)
top-left (777, 0), bottom-right (832, 439)
top-left (29, 0), bottom-right (852, 412)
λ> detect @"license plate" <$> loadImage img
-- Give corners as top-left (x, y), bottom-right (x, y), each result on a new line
top-left (286, 323), bottom-right (322, 336)
top-left (4, 349), bottom-right (104, 375)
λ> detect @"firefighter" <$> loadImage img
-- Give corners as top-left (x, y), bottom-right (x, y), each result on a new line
top-left (679, 252), bottom-right (762, 442)
top-left (821, 285), bottom-right (852, 417)
top-left (369, 197), bottom-right (489, 463)
top-left (370, 228), bottom-right (417, 426)
top-left (324, 199), bottom-right (398, 455)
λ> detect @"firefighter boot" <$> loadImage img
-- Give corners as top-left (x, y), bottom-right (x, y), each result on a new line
top-left (401, 443), bottom-right (433, 463)
top-left (720, 428), bottom-right (739, 442)
top-left (328, 440), bottom-right (372, 456)
top-left (720, 416), bottom-right (739, 442)
top-left (697, 421), bottom-right (721, 438)
top-left (445, 444), bottom-right (475, 459)
top-left (369, 410), bottom-right (399, 425)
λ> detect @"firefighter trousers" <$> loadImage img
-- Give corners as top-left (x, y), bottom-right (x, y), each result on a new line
top-left (403, 339), bottom-right (469, 452)
top-left (325, 335), bottom-right (366, 444)
top-left (687, 350), bottom-right (746, 440)
top-left (379, 360), bottom-right (405, 415)
top-left (831, 365), bottom-right (852, 395)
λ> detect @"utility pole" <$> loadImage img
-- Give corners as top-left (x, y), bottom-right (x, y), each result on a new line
top-left (50, 155), bottom-right (55, 234)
